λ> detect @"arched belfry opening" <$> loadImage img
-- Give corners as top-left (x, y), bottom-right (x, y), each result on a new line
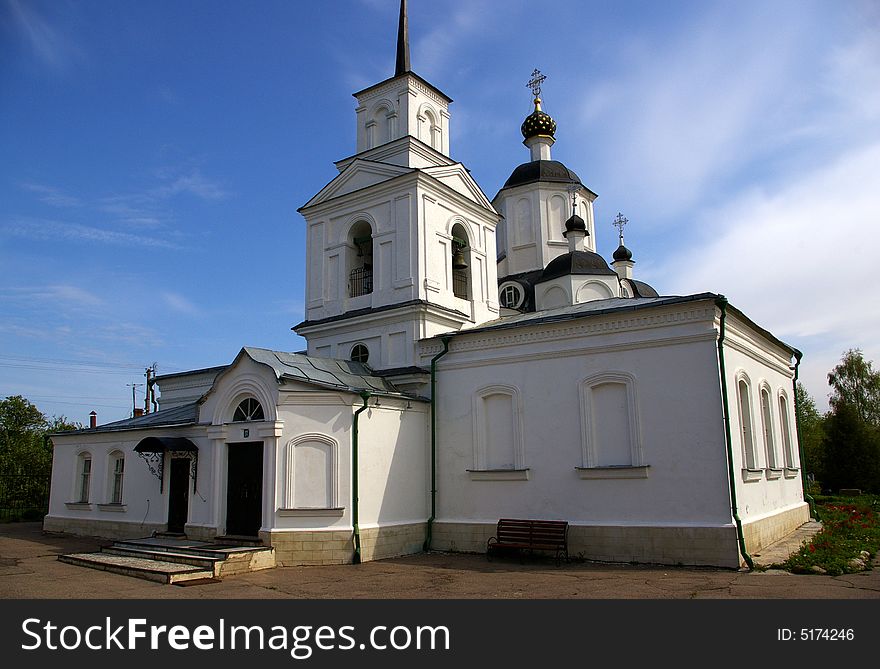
top-left (348, 220), bottom-right (373, 297)
top-left (451, 222), bottom-right (470, 300)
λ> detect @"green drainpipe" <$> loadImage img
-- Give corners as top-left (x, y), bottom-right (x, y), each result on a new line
top-left (424, 335), bottom-right (451, 552)
top-left (791, 350), bottom-right (817, 519)
top-left (352, 391), bottom-right (371, 564)
top-left (716, 297), bottom-right (755, 570)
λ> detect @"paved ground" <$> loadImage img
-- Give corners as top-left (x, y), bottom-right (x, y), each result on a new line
top-left (1, 522), bottom-right (878, 599)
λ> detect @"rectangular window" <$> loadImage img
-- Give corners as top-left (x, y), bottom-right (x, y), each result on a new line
top-left (761, 389), bottom-right (777, 469)
top-left (79, 458), bottom-right (91, 503)
top-left (779, 396), bottom-right (795, 469)
top-left (737, 380), bottom-right (756, 469)
top-left (112, 457), bottom-right (124, 504)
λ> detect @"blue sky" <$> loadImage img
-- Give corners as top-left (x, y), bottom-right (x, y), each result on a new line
top-left (1, 0), bottom-right (878, 424)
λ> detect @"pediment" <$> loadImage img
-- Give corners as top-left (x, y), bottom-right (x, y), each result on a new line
top-left (301, 160), bottom-right (413, 210)
top-left (422, 164), bottom-right (494, 211)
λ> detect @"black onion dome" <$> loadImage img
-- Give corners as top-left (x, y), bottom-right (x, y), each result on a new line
top-left (613, 244), bottom-right (633, 261)
top-left (540, 251), bottom-right (617, 282)
top-left (501, 160), bottom-right (581, 190)
top-left (521, 105), bottom-right (557, 140)
top-left (564, 214), bottom-right (586, 234)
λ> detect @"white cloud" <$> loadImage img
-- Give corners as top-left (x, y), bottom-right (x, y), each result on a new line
top-left (657, 141), bottom-right (880, 408)
top-left (1, 218), bottom-right (179, 249)
top-left (161, 292), bottom-right (201, 316)
top-left (155, 169), bottom-right (227, 201)
top-left (6, 0), bottom-right (82, 70)
top-left (19, 182), bottom-right (81, 208)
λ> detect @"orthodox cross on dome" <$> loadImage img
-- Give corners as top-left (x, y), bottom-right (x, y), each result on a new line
top-left (567, 182), bottom-right (579, 216)
top-left (613, 212), bottom-right (628, 243)
top-left (527, 69), bottom-right (546, 99)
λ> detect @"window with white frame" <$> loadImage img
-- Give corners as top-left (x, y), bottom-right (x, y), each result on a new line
top-left (109, 451), bottom-right (125, 504)
top-left (472, 386), bottom-right (524, 471)
top-left (737, 378), bottom-right (757, 470)
top-left (77, 453), bottom-right (91, 503)
top-left (760, 386), bottom-right (778, 470)
top-left (579, 373), bottom-right (643, 471)
top-left (285, 435), bottom-right (337, 509)
top-left (779, 393), bottom-right (796, 469)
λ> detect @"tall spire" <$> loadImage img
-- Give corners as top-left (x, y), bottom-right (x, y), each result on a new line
top-left (395, 0), bottom-right (410, 76)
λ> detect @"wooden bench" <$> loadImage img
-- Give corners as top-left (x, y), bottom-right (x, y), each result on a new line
top-left (487, 519), bottom-right (569, 564)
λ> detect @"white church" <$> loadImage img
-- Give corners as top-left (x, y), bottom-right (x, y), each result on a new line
top-left (46, 1), bottom-right (809, 570)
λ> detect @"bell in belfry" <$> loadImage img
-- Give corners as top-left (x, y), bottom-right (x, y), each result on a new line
top-left (452, 245), bottom-right (468, 270)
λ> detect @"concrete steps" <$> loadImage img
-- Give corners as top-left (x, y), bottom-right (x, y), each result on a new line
top-left (58, 537), bottom-right (276, 584)
top-left (58, 552), bottom-right (215, 584)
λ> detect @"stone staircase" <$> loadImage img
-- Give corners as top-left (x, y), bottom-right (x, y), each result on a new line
top-left (58, 536), bottom-right (275, 584)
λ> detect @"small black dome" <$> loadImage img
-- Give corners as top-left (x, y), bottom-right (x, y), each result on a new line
top-left (540, 251), bottom-right (617, 282)
top-left (613, 244), bottom-right (633, 261)
top-left (501, 160), bottom-right (581, 190)
top-left (521, 108), bottom-right (557, 140)
top-left (564, 214), bottom-right (586, 234)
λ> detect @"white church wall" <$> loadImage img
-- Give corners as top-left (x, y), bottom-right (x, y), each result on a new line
top-left (424, 302), bottom-right (734, 531)
top-left (423, 302), bottom-right (737, 566)
top-left (46, 427), bottom-right (213, 540)
top-left (720, 311), bottom-right (808, 551)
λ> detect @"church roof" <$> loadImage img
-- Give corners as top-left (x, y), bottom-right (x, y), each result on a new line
top-left (499, 160), bottom-right (584, 191)
top-left (53, 401), bottom-right (201, 436)
top-left (449, 293), bottom-right (719, 338)
top-left (240, 347), bottom-right (420, 399)
top-left (539, 250), bottom-right (617, 281)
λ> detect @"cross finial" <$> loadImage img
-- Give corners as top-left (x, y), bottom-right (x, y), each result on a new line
top-left (613, 212), bottom-right (628, 242)
top-left (567, 182), bottom-right (579, 216)
top-left (527, 68), bottom-right (546, 99)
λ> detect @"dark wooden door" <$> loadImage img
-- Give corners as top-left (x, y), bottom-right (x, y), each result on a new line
top-left (225, 442), bottom-right (263, 536)
top-left (167, 458), bottom-right (190, 534)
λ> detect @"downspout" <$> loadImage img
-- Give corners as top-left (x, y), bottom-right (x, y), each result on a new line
top-left (791, 350), bottom-right (817, 519)
top-left (424, 335), bottom-right (451, 551)
top-left (715, 297), bottom-right (755, 570)
top-left (352, 391), bottom-right (371, 564)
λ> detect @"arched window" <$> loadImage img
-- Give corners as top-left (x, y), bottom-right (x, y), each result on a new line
top-left (108, 451), bottom-right (125, 504)
top-left (737, 378), bottom-right (757, 470)
top-left (760, 386), bottom-right (778, 471)
top-left (579, 373), bottom-right (643, 472)
top-left (499, 282), bottom-right (525, 310)
top-left (348, 220), bottom-right (373, 297)
top-left (350, 343), bottom-right (369, 364)
top-left (450, 222), bottom-right (470, 300)
top-left (285, 435), bottom-right (338, 509)
top-left (472, 385), bottom-right (524, 472)
top-left (233, 398), bottom-right (264, 422)
top-left (779, 393), bottom-right (796, 469)
top-left (77, 453), bottom-right (92, 503)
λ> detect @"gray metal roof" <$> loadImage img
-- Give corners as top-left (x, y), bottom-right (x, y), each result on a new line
top-left (241, 347), bottom-right (423, 399)
top-left (444, 293), bottom-right (722, 338)
top-left (56, 402), bottom-right (200, 436)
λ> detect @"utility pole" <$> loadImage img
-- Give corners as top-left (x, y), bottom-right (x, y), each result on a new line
top-left (127, 383), bottom-right (143, 418)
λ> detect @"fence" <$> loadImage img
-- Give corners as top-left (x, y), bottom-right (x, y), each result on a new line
top-left (0, 473), bottom-right (51, 522)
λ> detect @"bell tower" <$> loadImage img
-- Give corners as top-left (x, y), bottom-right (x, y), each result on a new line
top-left (294, 0), bottom-right (500, 377)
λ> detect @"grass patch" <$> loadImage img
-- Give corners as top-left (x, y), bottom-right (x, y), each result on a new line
top-left (782, 495), bottom-right (880, 576)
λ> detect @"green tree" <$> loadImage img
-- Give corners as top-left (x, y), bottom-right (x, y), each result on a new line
top-left (827, 349), bottom-right (880, 427)
top-left (822, 402), bottom-right (880, 492)
top-left (795, 382), bottom-right (825, 485)
top-left (823, 350), bottom-right (880, 493)
top-left (0, 396), bottom-right (79, 474)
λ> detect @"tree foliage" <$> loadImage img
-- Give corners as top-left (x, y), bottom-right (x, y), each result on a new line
top-left (828, 349), bottom-right (880, 427)
top-left (795, 382), bottom-right (826, 483)
top-left (0, 396), bottom-right (79, 475)
top-left (823, 350), bottom-right (880, 493)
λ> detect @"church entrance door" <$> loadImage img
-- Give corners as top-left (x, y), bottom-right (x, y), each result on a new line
top-left (225, 442), bottom-right (263, 536)
top-left (167, 457), bottom-right (190, 534)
